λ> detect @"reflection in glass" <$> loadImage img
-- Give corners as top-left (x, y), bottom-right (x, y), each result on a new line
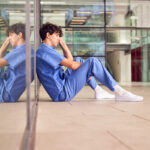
top-left (0, 23), bottom-right (34, 103)
top-left (0, 0), bottom-right (34, 148)
top-left (0, 0), bottom-right (34, 102)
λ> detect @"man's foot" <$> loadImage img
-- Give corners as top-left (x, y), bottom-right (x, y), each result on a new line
top-left (95, 89), bottom-right (115, 100)
top-left (114, 85), bottom-right (143, 102)
top-left (115, 91), bottom-right (143, 102)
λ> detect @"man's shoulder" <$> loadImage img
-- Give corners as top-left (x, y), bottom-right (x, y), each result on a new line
top-left (37, 44), bottom-right (58, 55)
top-left (37, 44), bottom-right (47, 52)
top-left (3, 49), bottom-right (18, 60)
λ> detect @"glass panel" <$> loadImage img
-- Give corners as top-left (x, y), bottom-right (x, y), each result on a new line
top-left (0, 0), bottom-right (34, 101)
top-left (41, 0), bottom-right (104, 27)
top-left (106, 0), bottom-right (150, 28)
top-left (106, 0), bottom-right (128, 27)
top-left (131, 30), bottom-right (150, 82)
top-left (106, 0), bottom-right (150, 83)
top-left (0, 0), bottom-right (32, 148)
top-left (64, 28), bottom-right (105, 57)
top-left (106, 28), bottom-right (150, 83)
top-left (0, 3), bottom-right (24, 96)
top-left (107, 29), bottom-right (131, 44)
top-left (41, 0), bottom-right (105, 60)
top-left (131, 0), bottom-right (150, 28)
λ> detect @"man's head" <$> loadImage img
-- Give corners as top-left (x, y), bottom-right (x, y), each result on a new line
top-left (7, 23), bottom-right (25, 47)
top-left (39, 22), bottom-right (63, 47)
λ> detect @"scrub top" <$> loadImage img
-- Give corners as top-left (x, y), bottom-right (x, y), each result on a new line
top-left (0, 43), bottom-right (34, 102)
top-left (36, 43), bottom-right (65, 101)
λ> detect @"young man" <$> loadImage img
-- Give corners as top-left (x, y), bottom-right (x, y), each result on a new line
top-left (0, 23), bottom-right (34, 102)
top-left (36, 22), bottom-right (143, 102)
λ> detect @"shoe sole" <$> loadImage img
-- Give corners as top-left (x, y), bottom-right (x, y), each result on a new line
top-left (115, 98), bottom-right (143, 102)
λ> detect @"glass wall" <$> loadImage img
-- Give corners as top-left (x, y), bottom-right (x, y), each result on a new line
top-left (40, 0), bottom-right (150, 83)
top-left (0, 0), bottom-right (36, 149)
top-left (40, 0), bottom-right (105, 64)
top-left (0, 1), bottom-right (149, 95)
top-left (106, 0), bottom-right (150, 83)
top-left (0, 1), bottom-right (25, 98)
top-left (0, 0), bottom-right (35, 97)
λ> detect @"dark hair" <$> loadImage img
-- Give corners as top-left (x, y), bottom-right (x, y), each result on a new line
top-left (6, 23), bottom-right (25, 40)
top-left (39, 22), bottom-right (63, 40)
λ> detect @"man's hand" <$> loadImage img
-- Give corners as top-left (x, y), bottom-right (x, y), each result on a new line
top-left (59, 38), bottom-right (73, 61)
top-left (0, 37), bottom-right (10, 58)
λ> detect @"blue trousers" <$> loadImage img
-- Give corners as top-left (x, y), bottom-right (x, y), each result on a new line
top-left (65, 57), bottom-right (98, 89)
top-left (58, 57), bottom-right (117, 101)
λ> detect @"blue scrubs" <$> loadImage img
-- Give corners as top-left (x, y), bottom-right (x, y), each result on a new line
top-left (0, 43), bottom-right (34, 102)
top-left (36, 43), bottom-right (117, 102)
top-left (65, 57), bottom-right (97, 89)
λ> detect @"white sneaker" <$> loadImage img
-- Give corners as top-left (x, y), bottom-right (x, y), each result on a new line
top-left (115, 91), bottom-right (143, 102)
top-left (95, 90), bottom-right (115, 100)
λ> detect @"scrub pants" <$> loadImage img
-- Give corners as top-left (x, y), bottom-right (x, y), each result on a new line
top-left (59, 57), bottom-right (117, 101)
top-left (65, 57), bottom-right (97, 89)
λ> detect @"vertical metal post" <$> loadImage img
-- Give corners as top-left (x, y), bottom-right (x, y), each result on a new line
top-left (26, 0), bottom-right (31, 130)
top-left (20, 1), bottom-right (40, 149)
top-left (104, 0), bottom-right (107, 65)
top-left (34, 0), bottom-right (41, 102)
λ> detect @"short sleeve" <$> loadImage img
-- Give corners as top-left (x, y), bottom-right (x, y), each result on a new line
top-left (3, 50), bottom-right (25, 68)
top-left (38, 49), bottom-right (65, 69)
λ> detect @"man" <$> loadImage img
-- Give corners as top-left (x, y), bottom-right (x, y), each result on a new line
top-left (36, 22), bottom-right (143, 102)
top-left (0, 23), bottom-right (34, 102)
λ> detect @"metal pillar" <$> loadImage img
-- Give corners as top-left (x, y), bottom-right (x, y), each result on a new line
top-left (26, 0), bottom-right (31, 131)
top-left (34, 0), bottom-right (41, 102)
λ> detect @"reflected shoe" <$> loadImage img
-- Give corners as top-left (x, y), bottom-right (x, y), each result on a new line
top-left (95, 90), bottom-right (115, 100)
top-left (115, 91), bottom-right (143, 102)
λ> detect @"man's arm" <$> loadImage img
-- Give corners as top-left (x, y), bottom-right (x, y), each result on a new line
top-left (0, 37), bottom-right (10, 58)
top-left (60, 58), bottom-right (82, 70)
top-left (59, 38), bottom-right (74, 61)
top-left (59, 38), bottom-right (82, 70)
top-left (0, 38), bottom-right (9, 67)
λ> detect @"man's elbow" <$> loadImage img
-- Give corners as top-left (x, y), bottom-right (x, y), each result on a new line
top-left (70, 62), bottom-right (81, 70)
top-left (68, 57), bottom-right (74, 61)
top-left (70, 63), bottom-right (77, 70)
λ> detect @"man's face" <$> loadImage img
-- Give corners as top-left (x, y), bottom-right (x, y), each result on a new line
top-left (9, 32), bottom-right (20, 47)
top-left (49, 32), bottom-right (60, 47)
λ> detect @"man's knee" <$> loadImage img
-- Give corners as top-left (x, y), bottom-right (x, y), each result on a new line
top-left (74, 57), bottom-right (84, 63)
top-left (87, 57), bottom-right (100, 64)
top-left (86, 57), bottom-right (104, 68)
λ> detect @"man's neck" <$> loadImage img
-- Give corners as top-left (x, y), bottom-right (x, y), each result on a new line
top-left (15, 39), bottom-right (25, 47)
top-left (43, 40), bottom-right (55, 48)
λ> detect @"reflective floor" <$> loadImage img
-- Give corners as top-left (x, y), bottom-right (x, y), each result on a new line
top-left (35, 85), bottom-right (150, 150)
top-left (0, 85), bottom-right (150, 150)
top-left (0, 103), bottom-right (26, 150)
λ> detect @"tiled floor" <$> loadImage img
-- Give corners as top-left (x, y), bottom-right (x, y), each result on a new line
top-left (35, 85), bottom-right (150, 150)
top-left (0, 103), bottom-right (26, 150)
top-left (0, 85), bottom-right (150, 150)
